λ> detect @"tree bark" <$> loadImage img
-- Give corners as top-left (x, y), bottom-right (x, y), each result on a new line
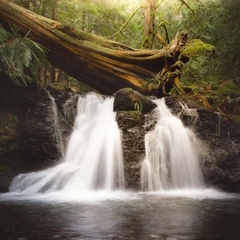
top-left (0, 0), bottom-right (213, 97)
top-left (143, 0), bottom-right (156, 49)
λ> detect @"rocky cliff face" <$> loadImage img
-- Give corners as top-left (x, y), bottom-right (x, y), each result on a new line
top-left (0, 78), bottom-right (74, 192)
top-left (161, 96), bottom-right (240, 192)
top-left (0, 83), bottom-right (239, 193)
top-left (114, 89), bottom-right (240, 192)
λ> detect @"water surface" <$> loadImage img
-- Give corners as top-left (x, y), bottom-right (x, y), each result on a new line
top-left (1, 189), bottom-right (240, 240)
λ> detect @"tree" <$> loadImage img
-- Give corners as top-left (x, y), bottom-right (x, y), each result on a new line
top-left (0, 0), bottom-right (215, 97)
top-left (143, 0), bottom-right (157, 49)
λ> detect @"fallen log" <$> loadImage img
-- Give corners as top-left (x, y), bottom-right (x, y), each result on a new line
top-left (0, 0), bottom-right (215, 97)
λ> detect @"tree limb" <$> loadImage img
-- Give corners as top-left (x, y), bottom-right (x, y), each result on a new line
top-left (107, 5), bottom-right (142, 39)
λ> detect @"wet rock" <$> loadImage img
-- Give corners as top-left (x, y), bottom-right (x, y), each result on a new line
top-left (47, 86), bottom-right (78, 148)
top-left (116, 110), bottom-right (146, 190)
top-left (114, 88), bottom-right (157, 114)
top-left (117, 92), bottom-right (240, 192)
top-left (114, 89), bottom-right (158, 190)
top-left (0, 78), bottom-right (75, 192)
top-left (1, 80), bottom-right (240, 194)
top-left (165, 96), bottom-right (240, 193)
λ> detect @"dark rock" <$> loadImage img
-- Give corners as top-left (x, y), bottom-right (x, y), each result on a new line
top-left (47, 86), bottom-right (79, 147)
top-left (1, 78), bottom-right (239, 194)
top-left (0, 77), bottom-right (75, 192)
top-left (115, 89), bottom-right (158, 190)
top-left (117, 111), bottom-right (146, 190)
top-left (114, 88), bottom-right (157, 114)
top-left (165, 96), bottom-right (240, 193)
top-left (165, 96), bottom-right (200, 126)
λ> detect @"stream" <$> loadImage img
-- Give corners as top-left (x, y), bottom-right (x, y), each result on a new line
top-left (0, 190), bottom-right (240, 240)
top-left (1, 92), bottom-right (239, 239)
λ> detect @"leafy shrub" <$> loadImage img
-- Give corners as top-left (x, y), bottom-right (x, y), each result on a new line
top-left (0, 25), bottom-right (47, 86)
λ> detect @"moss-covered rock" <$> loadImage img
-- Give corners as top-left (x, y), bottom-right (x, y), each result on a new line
top-left (114, 88), bottom-right (158, 189)
top-left (114, 88), bottom-right (157, 114)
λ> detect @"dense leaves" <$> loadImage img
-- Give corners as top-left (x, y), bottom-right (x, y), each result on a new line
top-left (17, 0), bottom-right (240, 81)
top-left (0, 26), bottom-right (47, 86)
top-left (5, 0), bottom-right (240, 107)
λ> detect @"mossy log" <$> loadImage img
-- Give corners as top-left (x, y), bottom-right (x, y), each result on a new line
top-left (0, 0), bottom-right (215, 97)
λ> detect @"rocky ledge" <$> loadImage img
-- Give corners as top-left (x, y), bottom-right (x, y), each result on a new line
top-left (114, 89), bottom-right (240, 192)
top-left (0, 83), bottom-right (239, 193)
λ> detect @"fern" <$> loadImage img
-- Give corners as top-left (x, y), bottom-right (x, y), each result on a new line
top-left (134, 102), bottom-right (143, 112)
top-left (0, 25), bottom-right (47, 86)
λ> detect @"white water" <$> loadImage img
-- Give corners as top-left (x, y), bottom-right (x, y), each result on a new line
top-left (141, 98), bottom-right (205, 191)
top-left (46, 90), bottom-right (65, 157)
top-left (9, 92), bottom-right (125, 194)
top-left (6, 93), bottom-right (238, 201)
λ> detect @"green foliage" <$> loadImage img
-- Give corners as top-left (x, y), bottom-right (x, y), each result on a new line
top-left (127, 110), bottom-right (143, 123)
top-left (144, 75), bottom-right (161, 92)
top-left (10, 0), bottom-right (240, 101)
top-left (134, 102), bottom-right (143, 112)
top-left (180, 39), bottom-right (215, 58)
top-left (0, 25), bottom-right (47, 86)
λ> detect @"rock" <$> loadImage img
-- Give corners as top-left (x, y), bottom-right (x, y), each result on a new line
top-left (114, 89), bottom-right (158, 189)
top-left (116, 92), bottom-right (240, 193)
top-left (47, 86), bottom-right (78, 147)
top-left (0, 78), bottom-right (75, 192)
top-left (117, 110), bottom-right (146, 190)
top-left (114, 88), bottom-right (157, 114)
top-left (1, 80), bottom-right (239, 193)
top-left (165, 96), bottom-right (240, 192)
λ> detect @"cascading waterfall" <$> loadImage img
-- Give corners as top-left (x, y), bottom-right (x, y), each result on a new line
top-left (9, 92), bottom-right (125, 194)
top-left (141, 98), bottom-right (205, 191)
top-left (46, 90), bottom-right (65, 157)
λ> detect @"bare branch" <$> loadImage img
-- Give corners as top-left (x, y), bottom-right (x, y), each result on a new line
top-left (107, 5), bottom-right (143, 39)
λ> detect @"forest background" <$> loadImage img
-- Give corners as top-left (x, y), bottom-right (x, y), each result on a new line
top-left (1, 0), bottom-right (240, 117)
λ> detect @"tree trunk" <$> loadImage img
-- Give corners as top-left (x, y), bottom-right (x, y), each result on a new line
top-left (0, 0), bottom-right (214, 97)
top-left (143, 0), bottom-right (156, 49)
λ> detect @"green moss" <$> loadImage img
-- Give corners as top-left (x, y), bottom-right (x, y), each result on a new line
top-left (0, 112), bottom-right (18, 146)
top-left (49, 82), bottom-right (67, 91)
top-left (180, 39), bottom-right (215, 58)
top-left (215, 80), bottom-right (238, 96)
top-left (120, 88), bottom-right (135, 94)
top-left (119, 88), bottom-right (141, 102)
top-left (49, 78), bottom-right (93, 93)
top-left (128, 110), bottom-right (142, 120)
top-left (178, 77), bottom-right (240, 122)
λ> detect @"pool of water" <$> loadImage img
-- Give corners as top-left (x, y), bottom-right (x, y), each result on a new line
top-left (0, 189), bottom-right (240, 240)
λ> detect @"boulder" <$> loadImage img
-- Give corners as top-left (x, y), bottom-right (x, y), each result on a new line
top-left (114, 88), bottom-right (157, 114)
top-left (114, 88), bottom-right (158, 189)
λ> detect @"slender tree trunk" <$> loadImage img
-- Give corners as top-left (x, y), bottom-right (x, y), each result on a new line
top-left (143, 0), bottom-right (156, 49)
top-left (57, 70), bottom-right (64, 83)
top-left (52, 0), bottom-right (58, 21)
top-left (51, 0), bottom-right (58, 84)
top-left (82, 10), bottom-right (86, 31)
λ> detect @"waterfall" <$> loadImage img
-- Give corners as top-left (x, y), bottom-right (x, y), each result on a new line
top-left (141, 98), bottom-right (205, 191)
top-left (46, 90), bottom-right (65, 157)
top-left (9, 92), bottom-right (125, 193)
